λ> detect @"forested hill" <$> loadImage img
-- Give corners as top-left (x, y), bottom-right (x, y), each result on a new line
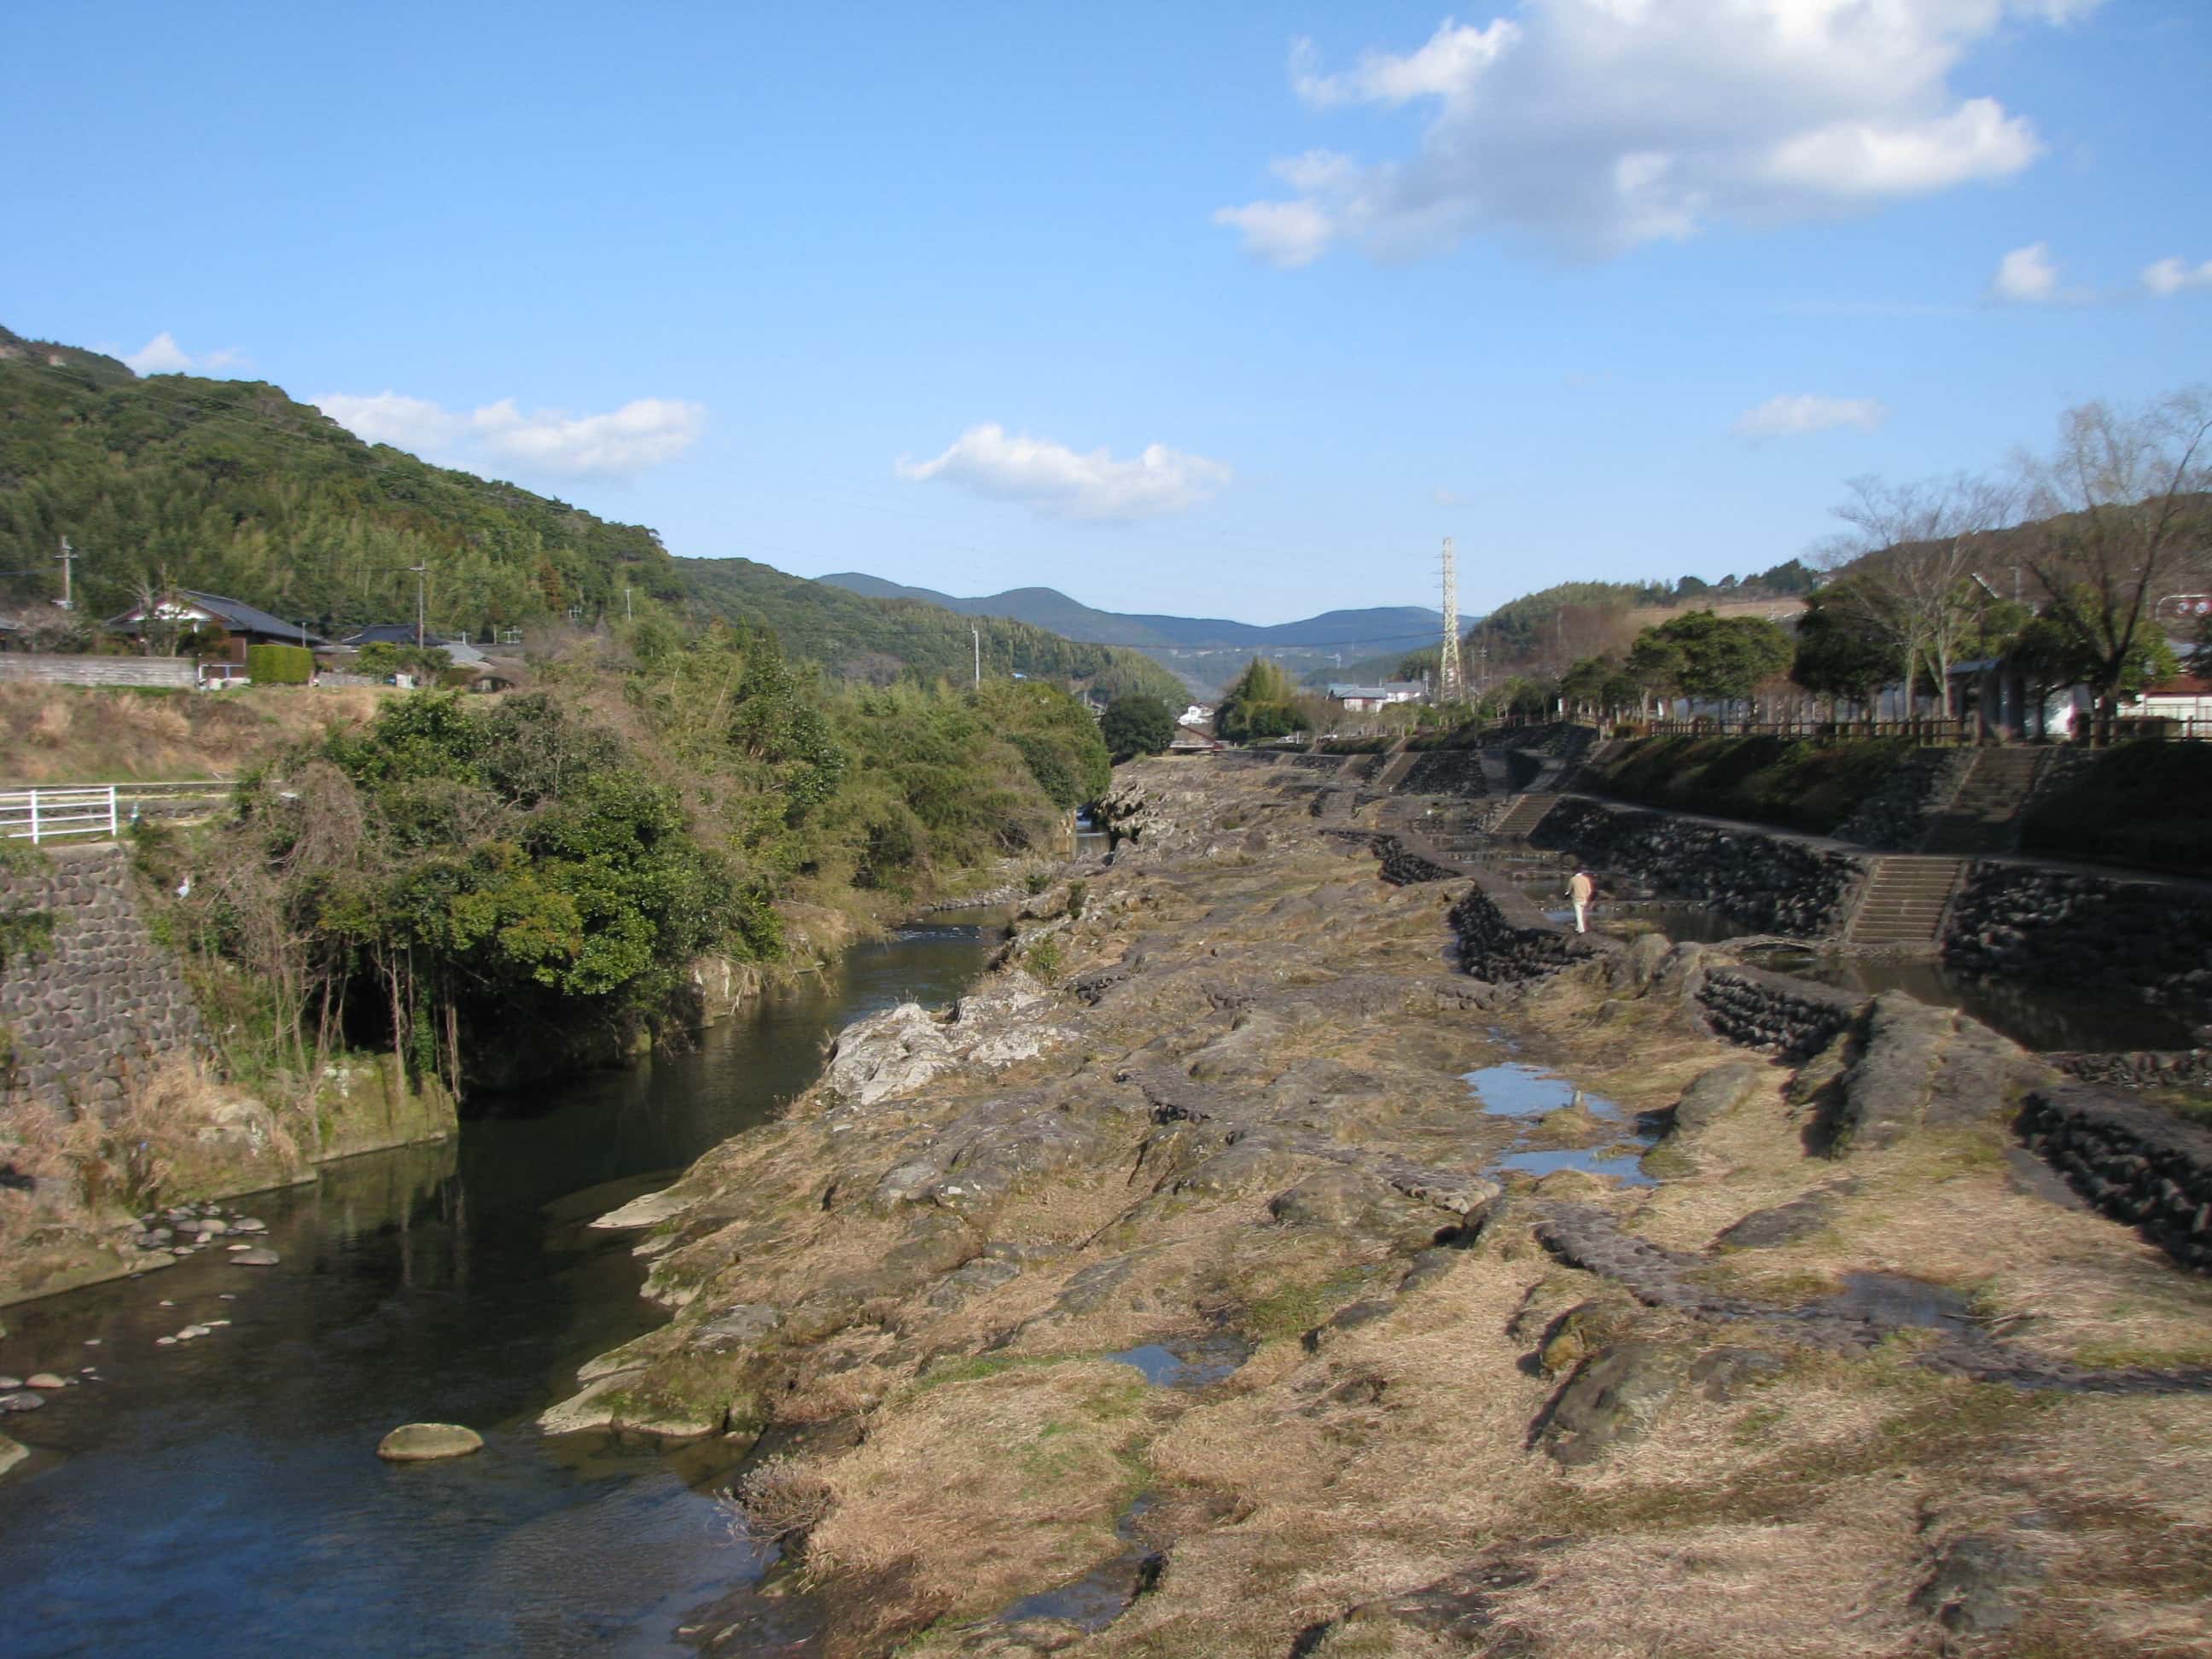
top-left (0, 324), bottom-right (681, 632)
top-left (0, 323), bottom-right (1185, 702)
top-left (678, 558), bottom-right (1189, 705)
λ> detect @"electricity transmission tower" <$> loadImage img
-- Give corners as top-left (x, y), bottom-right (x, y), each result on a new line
top-left (1438, 537), bottom-right (1463, 704)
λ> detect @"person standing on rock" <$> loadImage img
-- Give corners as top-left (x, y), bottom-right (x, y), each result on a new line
top-left (1568, 869), bottom-right (1595, 934)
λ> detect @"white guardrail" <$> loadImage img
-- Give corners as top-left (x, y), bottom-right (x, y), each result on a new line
top-left (0, 781), bottom-right (233, 844)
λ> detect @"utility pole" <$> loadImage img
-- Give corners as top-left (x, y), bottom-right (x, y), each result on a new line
top-left (55, 536), bottom-right (76, 611)
top-left (408, 564), bottom-right (428, 648)
top-left (972, 626), bottom-right (981, 690)
top-left (1438, 537), bottom-right (1463, 704)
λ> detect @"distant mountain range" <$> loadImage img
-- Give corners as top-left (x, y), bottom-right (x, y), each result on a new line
top-left (819, 573), bottom-right (1472, 695)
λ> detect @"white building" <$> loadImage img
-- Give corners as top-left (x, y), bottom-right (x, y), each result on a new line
top-left (1325, 682), bottom-right (1423, 713)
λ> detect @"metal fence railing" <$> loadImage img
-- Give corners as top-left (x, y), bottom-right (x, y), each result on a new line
top-left (0, 781), bottom-right (234, 843)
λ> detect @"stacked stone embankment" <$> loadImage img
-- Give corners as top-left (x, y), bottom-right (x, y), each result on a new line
top-left (2017, 1085), bottom-right (2212, 1272)
top-left (1534, 795), bottom-right (1862, 936)
top-left (2052, 1050), bottom-right (2212, 1090)
top-left (1447, 877), bottom-right (1610, 983)
top-left (1397, 749), bottom-right (1491, 799)
top-left (1692, 962), bottom-right (1863, 1060)
top-left (0, 843), bottom-right (205, 1113)
top-left (1831, 748), bottom-right (1971, 851)
top-left (1944, 864), bottom-right (2212, 1016)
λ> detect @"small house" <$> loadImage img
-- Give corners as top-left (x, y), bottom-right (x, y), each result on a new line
top-left (1325, 682), bottom-right (1424, 713)
top-left (107, 590), bottom-right (327, 651)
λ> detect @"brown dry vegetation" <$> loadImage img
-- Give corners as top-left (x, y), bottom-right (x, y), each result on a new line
top-left (571, 759), bottom-right (2212, 1659)
top-left (0, 681), bottom-right (391, 784)
top-left (0, 1056), bottom-right (304, 1301)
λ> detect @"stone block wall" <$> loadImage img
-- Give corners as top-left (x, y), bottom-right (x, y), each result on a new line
top-left (1533, 796), bottom-right (1862, 937)
top-left (1831, 748), bottom-right (1970, 850)
top-left (1448, 877), bottom-right (1608, 983)
top-left (0, 843), bottom-right (206, 1115)
top-left (1694, 964), bottom-right (1863, 1060)
top-left (2017, 1084), bottom-right (2212, 1272)
top-left (2052, 1050), bottom-right (2212, 1090)
top-left (1399, 749), bottom-right (1493, 799)
top-left (0, 655), bottom-right (196, 690)
top-left (1942, 864), bottom-right (2212, 1016)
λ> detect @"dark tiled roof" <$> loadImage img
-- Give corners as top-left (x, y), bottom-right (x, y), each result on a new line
top-left (341, 623), bottom-right (456, 647)
top-left (109, 590), bottom-right (327, 645)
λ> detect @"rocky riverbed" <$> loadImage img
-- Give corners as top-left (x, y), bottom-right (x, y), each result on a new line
top-left (565, 757), bottom-right (2212, 1658)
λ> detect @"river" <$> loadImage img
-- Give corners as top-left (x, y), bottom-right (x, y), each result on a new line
top-left (0, 914), bottom-right (1002, 1657)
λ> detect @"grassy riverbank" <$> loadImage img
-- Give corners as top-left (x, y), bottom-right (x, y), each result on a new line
top-left (1588, 731), bottom-right (1915, 834)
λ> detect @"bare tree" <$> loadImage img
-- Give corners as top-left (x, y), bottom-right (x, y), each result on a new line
top-left (2016, 387), bottom-right (2211, 744)
top-left (1821, 473), bottom-right (2016, 721)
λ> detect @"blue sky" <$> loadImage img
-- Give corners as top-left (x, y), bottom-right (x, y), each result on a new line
top-left (5, 1), bottom-right (2207, 623)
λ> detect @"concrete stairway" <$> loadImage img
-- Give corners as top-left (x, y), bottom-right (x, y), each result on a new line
top-left (1492, 793), bottom-right (1558, 840)
top-left (1920, 748), bottom-right (2045, 855)
top-left (1843, 856), bottom-right (1967, 948)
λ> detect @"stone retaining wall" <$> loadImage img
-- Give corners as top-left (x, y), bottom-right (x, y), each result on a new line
top-left (1447, 876), bottom-right (1608, 983)
top-left (1533, 796), bottom-right (1862, 937)
top-left (0, 843), bottom-right (207, 1114)
top-left (1942, 864), bottom-right (2212, 1015)
top-left (0, 654), bottom-right (196, 690)
top-left (2017, 1084), bottom-right (2212, 1272)
top-left (1398, 749), bottom-right (1492, 799)
top-left (2051, 1050), bottom-right (2212, 1090)
top-left (1693, 963), bottom-right (1863, 1060)
top-left (1832, 748), bottom-right (1970, 851)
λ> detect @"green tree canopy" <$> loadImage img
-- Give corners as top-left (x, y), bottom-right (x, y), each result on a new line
top-left (1215, 659), bottom-right (1308, 742)
top-left (1099, 694), bottom-right (1176, 762)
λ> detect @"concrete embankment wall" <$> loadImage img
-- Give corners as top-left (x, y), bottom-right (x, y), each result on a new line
top-left (1944, 863), bottom-right (2212, 1016)
top-left (0, 655), bottom-right (196, 690)
top-left (1531, 795), bottom-right (1863, 937)
top-left (0, 842), bottom-right (206, 1114)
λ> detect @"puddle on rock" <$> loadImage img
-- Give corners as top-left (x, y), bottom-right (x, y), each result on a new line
top-left (1498, 1146), bottom-right (1658, 1187)
top-left (992, 1495), bottom-right (1159, 1633)
top-left (1816, 1271), bottom-right (1979, 1336)
top-left (1104, 1335), bottom-right (1253, 1389)
top-left (1464, 1063), bottom-right (1621, 1121)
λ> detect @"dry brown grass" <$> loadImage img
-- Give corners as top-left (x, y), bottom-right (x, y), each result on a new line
top-left (0, 682), bottom-right (390, 784)
top-left (800, 1358), bottom-right (1156, 1615)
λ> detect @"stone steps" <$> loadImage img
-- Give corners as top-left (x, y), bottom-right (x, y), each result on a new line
top-left (1844, 856), bottom-right (1967, 946)
top-left (1492, 793), bottom-right (1557, 839)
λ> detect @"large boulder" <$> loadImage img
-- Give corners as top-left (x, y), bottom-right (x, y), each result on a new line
top-left (375, 1423), bottom-right (484, 1461)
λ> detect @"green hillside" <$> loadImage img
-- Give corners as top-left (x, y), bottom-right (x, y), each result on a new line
top-left (679, 558), bottom-right (1188, 705)
top-left (0, 323), bottom-right (1185, 704)
top-left (0, 325), bottom-right (680, 632)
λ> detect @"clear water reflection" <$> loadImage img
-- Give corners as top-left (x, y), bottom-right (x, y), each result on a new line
top-left (0, 918), bottom-right (1000, 1657)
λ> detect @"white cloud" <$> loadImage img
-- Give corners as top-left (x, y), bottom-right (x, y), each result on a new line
top-left (1992, 241), bottom-right (2061, 302)
top-left (1218, 2), bottom-right (2100, 265)
top-left (895, 424), bottom-right (1231, 521)
top-left (2145, 255), bottom-right (2212, 298)
top-left (124, 332), bottom-right (246, 375)
top-left (313, 390), bottom-right (705, 480)
top-left (1732, 394), bottom-right (1891, 441)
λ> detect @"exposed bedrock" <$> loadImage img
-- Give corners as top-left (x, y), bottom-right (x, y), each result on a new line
top-left (556, 758), bottom-right (2212, 1659)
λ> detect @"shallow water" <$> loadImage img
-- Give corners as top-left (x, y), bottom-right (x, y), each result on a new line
top-left (0, 918), bottom-right (1001, 1657)
top-left (1738, 946), bottom-right (2197, 1053)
